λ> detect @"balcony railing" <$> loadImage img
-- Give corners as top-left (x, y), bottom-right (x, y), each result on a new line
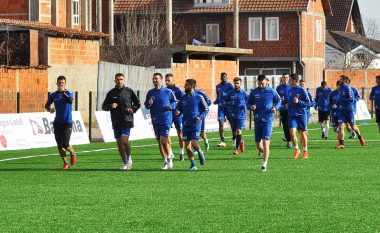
top-left (194, 0), bottom-right (230, 7)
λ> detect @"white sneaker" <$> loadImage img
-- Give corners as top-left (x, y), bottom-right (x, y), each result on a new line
top-left (121, 164), bottom-right (128, 170)
top-left (261, 165), bottom-right (267, 172)
top-left (162, 162), bottom-right (169, 170)
top-left (217, 141), bottom-right (226, 147)
top-left (126, 157), bottom-right (132, 170)
top-left (167, 158), bottom-right (173, 169)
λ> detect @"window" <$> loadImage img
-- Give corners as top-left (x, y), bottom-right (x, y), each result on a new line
top-left (245, 69), bottom-right (260, 76)
top-left (206, 24), bottom-right (219, 44)
top-left (265, 17), bottom-right (279, 41)
top-left (72, 0), bottom-right (80, 25)
top-left (248, 18), bottom-right (262, 41)
top-left (316, 19), bottom-right (322, 43)
top-left (275, 68), bottom-right (291, 75)
top-left (245, 68), bottom-right (291, 76)
top-left (152, 20), bottom-right (159, 46)
top-left (140, 20), bottom-right (148, 45)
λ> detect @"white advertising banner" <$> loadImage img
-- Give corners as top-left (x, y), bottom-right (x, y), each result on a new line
top-left (95, 105), bottom-right (223, 142)
top-left (0, 111), bottom-right (89, 151)
top-left (355, 100), bottom-right (371, 120)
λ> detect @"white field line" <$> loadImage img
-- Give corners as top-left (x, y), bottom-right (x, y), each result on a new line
top-left (0, 123), bottom-right (377, 163)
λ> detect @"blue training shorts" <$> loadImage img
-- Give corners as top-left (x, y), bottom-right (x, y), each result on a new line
top-left (288, 115), bottom-right (307, 131)
top-left (182, 130), bottom-right (201, 141)
top-left (254, 122), bottom-right (273, 142)
top-left (217, 107), bottom-right (227, 121)
top-left (153, 124), bottom-right (170, 139)
top-left (113, 128), bottom-right (131, 139)
top-left (231, 119), bottom-right (245, 131)
top-left (331, 111), bottom-right (339, 127)
top-left (337, 109), bottom-right (355, 124)
top-left (172, 113), bottom-right (183, 131)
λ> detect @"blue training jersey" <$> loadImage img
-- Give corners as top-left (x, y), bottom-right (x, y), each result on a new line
top-left (224, 88), bottom-right (249, 120)
top-left (195, 89), bottom-right (212, 106)
top-left (286, 85), bottom-right (311, 116)
top-left (144, 87), bottom-right (177, 125)
top-left (352, 86), bottom-right (360, 112)
top-left (215, 81), bottom-right (234, 106)
top-left (177, 91), bottom-right (209, 131)
top-left (337, 84), bottom-right (354, 111)
top-left (45, 89), bottom-right (74, 124)
top-left (167, 84), bottom-right (185, 116)
top-left (247, 86), bottom-right (281, 123)
top-left (276, 83), bottom-right (291, 111)
top-left (369, 85), bottom-right (380, 110)
top-left (315, 87), bottom-right (333, 112)
top-left (328, 89), bottom-right (340, 114)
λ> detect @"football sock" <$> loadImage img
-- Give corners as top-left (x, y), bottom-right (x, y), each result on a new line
top-left (294, 145), bottom-right (299, 150)
top-left (190, 160), bottom-right (196, 167)
top-left (357, 134), bottom-right (362, 140)
top-left (205, 139), bottom-right (209, 144)
top-left (232, 134), bottom-right (236, 140)
top-left (179, 148), bottom-right (184, 155)
top-left (236, 135), bottom-right (242, 150)
top-left (70, 151), bottom-right (76, 156)
top-left (221, 137), bottom-right (225, 142)
top-left (121, 154), bottom-right (127, 164)
top-left (325, 124), bottom-right (329, 137)
top-left (303, 147), bottom-right (308, 151)
top-left (262, 161), bottom-right (267, 167)
top-left (339, 140), bottom-right (344, 145)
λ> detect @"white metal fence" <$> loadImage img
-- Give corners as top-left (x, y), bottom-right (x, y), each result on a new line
top-left (97, 61), bottom-right (170, 109)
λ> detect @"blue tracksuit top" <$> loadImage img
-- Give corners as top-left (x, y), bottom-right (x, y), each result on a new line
top-left (224, 88), bottom-right (249, 120)
top-left (167, 85), bottom-right (185, 115)
top-left (315, 87), bottom-right (333, 112)
top-left (328, 89), bottom-right (340, 114)
top-left (370, 85), bottom-right (380, 109)
top-left (215, 81), bottom-right (234, 106)
top-left (195, 89), bottom-right (212, 106)
top-left (306, 89), bottom-right (315, 116)
top-left (276, 83), bottom-right (291, 111)
top-left (144, 87), bottom-right (177, 125)
top-left (337, 84), bottom-right (354, 111)
top-left (247, 86), bottom-right (281, 123)
top-left (176, 91), bottom-right (209, 131)
top-left (352, 86), bottom-right (360, 112)
top-left (286, 85), bottom-right (311, 116)
top-left (46, 89), bottom-right (74, 124)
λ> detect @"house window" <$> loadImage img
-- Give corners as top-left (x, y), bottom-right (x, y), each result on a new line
top-left (245, 68), bottom-right (291, 76)
top-left (265, 17), bottom-right (279, 41)
top-left (72, 0), bottom-right (80, 25)
top-left (248, 18), bottom-right (262, 41)
top-left (316, 19), bottom-right (322, 43)
top-left (206, 24), bottom-right (219, 44)
top-left (152, 20), bottom-right (159, 46)
top-left (140, 20), bottom-right (148, 45)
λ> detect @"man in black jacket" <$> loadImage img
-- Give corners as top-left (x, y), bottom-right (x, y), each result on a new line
top-left (102, 73), bottom-right (141, 170)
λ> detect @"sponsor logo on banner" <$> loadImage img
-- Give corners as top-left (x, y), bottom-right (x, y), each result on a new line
top-left (0, 111), bottom-right (89, 151)
top-left (355, 100), bottom-right (371, 120)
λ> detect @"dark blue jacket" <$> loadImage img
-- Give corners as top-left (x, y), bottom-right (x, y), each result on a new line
top-left (224, 88), bottom-right (249, 120)
top-left (247, 86), bottom-right (281, 123)
top-left (176, 91), bottom-right (209, 131)
top-left (276, 84), bottom-right (291, 111)
top-left (315, 87), bottom-right (333, 112)
top-left (45, 89), bottom-right (74, 124)
top-left (337, 84), bottom-right (354, 111)
top-left (144, 87), bottom-right (177, 125)
top-left (370, 85), bottom-right (380, 110)
top-left (286, 85), bottom-right (311, 116)
top-left (328, 89), bottom-right (339, 114)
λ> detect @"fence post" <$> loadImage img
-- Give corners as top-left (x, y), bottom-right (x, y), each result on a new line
top-left (244, 76), bottom-right (247, 90)
top-left (361, 87), bottom-right (365, 100)
top-left (89, 91), bottom-right (92, 142)
top-left (16, 92), bottom-right (20, 113)
top-left (75, 91), bottom-right (78, 111)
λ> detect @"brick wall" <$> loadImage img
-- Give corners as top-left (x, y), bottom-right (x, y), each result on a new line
top-left (48, 37), bottom-right (99, 65)
top-left (172, 58), bottom-right (238, 100)
top-left (0, 67), bottom-right (48, 113)
top-left (58, 0), bottom-right (67, 27)
top-left (0, 0), bottom-right (28, 20)
top-left (40, 0), bottom-right (52, 23)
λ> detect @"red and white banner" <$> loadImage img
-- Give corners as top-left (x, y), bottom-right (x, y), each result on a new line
top-left (0, 111), bottom-right (89, 151)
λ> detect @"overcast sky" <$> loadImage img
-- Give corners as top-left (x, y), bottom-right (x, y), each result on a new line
top-left (358, 0), bottom-right (380, 23)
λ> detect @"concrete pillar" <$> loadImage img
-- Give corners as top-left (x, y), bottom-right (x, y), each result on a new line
top-left (81, 0), bottom-right (88, 30)
top-left (96, 0), bottom-right (102, 32)
top-left (166, 0), bottom-right (173, 44)
top-left (109, 0), bottom-right (114, 45)
top-left (233, 0), bottom-right (239, 48)
top-left (88, 0), bottom-right (92, 30)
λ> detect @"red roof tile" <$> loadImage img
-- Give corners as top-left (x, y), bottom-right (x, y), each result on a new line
top-left (114, 0), bottom-right (311, 14)
top-left (0, 19), bottom-right (108, 39)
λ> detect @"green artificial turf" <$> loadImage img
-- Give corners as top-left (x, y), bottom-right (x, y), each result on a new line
top-left (0, 121), bottom-right (379, 232)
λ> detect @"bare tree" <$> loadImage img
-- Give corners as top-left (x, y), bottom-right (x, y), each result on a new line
top-left (364, 18), bottom-right (380, 40)
top-left (101, 4), bottom-right (184, 68)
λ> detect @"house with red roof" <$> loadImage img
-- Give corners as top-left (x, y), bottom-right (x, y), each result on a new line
top-left (114, 0), bottom-right (332, 88)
